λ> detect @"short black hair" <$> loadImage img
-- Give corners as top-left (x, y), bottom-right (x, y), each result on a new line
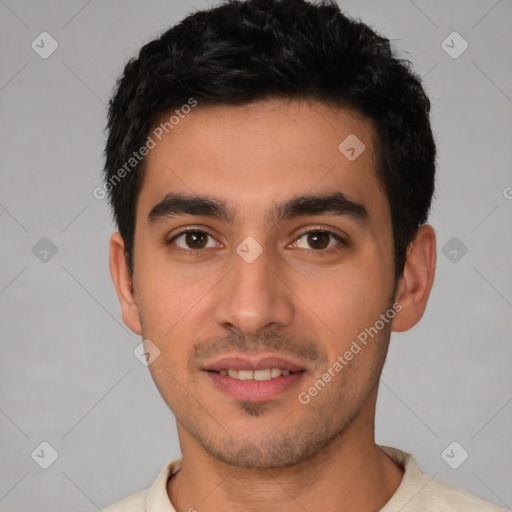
top-left (104, 0), bottom-right (436, 277)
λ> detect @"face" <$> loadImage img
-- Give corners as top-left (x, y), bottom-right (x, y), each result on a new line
top-left (119, 99), bottom-right (401, 468)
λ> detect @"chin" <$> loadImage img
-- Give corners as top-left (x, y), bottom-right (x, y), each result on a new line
top-left (194, 419), bottom-right (345, 470)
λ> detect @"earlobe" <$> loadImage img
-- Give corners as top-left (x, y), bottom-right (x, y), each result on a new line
top-left (109, 231), bottom-right (143, 335)
top-left (392, 225), bottom-right (436, 332)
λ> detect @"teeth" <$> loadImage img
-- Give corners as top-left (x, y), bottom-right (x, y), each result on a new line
top-left (218, 368), bottom-right (294, 381)
top-left (237, 370), bottom-right (253, 381)
top-left (254, 369), bottom-right (271, 380)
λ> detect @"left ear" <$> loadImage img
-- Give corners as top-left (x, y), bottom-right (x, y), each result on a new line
top-left (392, 225), bottom-right (436, 332)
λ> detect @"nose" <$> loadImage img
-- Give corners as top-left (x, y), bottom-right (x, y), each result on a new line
top-left (212, 247), bottom-right (295, 337)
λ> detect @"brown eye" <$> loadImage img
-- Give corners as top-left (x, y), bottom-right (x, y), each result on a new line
top-left (184, 232), bottom-right (208, 249)
top-left (307, 232), bottom-right (330, 249)
top-left (169, 231), bottom-right (218, 250)
top-left (294, 230), bottom-right (343, 251)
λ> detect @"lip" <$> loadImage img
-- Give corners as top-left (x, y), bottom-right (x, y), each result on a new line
top-left (203, 354), bottom-right (306, 402)
top-left (205, 370), bottom-right (305, 402)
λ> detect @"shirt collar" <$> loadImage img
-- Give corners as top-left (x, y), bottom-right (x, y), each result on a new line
top-left (145, 456), bottom-right (182, 511)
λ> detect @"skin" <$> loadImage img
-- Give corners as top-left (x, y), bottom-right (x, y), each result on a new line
top-left (110, 99), bottom-right (436, 511)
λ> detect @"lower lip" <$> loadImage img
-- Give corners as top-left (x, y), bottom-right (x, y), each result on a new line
top-left (205, 371), bottom-right (305, 402)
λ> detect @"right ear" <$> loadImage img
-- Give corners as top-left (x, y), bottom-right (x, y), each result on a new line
top-left (109, 231), bottom-right (142, 335)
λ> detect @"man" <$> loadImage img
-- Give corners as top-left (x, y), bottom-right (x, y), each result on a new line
top-left (102, 0), bottom-right (503, 510)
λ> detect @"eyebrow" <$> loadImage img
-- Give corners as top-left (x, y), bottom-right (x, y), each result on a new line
top-left (147, 191), bottom-right (368, 226)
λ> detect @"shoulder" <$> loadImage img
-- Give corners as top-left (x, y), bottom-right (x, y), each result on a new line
top-left (378, 446), bottom-right (505, 512)
top-left (100, 456), bottom-right (182, 512)
top-left (426, 475), bottom-right (505, 511)
top-left (101, 489), bottom-right (147, 512)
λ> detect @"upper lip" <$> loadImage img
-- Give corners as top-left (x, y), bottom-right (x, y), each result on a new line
top-left (203, 355), bottom-right (306, 372)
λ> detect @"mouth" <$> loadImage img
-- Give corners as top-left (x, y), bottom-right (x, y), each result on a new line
top-left (215, 368), bottom-right (298, 380)
top-left (203, 355), bottom-right (306, 402)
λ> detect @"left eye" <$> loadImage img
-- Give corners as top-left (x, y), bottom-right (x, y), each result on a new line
top-left (292, 231), bottom-right (343, 251)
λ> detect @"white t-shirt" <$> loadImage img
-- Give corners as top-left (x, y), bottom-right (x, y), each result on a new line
top-left (102, 445), bottom-right (504, 511)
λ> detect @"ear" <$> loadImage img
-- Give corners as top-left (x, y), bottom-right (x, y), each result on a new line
top-left (392, 225), bottom-right (436, 332)
top-left (109, 231), bottom-right (142, 335)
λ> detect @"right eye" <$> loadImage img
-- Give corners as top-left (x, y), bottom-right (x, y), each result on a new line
top-left (167, 230), bottom-right (221, 251)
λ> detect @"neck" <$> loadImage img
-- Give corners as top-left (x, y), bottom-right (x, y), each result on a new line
top-left (167, 395), bottom-right (403, 512)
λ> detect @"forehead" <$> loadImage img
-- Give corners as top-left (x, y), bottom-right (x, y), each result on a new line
top-left (137, 99), bottom-right (387, 224)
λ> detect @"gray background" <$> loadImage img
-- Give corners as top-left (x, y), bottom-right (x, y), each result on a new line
top-left (1, 0), bottom-right (511, 510)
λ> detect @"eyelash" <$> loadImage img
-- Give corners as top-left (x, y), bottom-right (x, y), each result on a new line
top-left (166, 228), bottom-right (347, 257)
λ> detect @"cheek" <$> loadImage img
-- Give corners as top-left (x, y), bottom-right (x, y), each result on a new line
top-left (294, 270), bottom-right (393, 372)
top-left (134, 260), bottom-right (215, 365)
top-left (135, 254), bottom-right (204, 327)
top-left (304, 259), bottom-right (392, 338)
